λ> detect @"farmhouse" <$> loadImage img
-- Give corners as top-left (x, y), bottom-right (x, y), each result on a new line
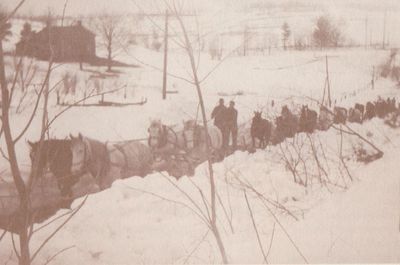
top-left (16, 21), bottom-right (96, 62)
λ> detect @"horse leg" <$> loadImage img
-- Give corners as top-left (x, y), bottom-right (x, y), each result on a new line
top-left (260, 137), bottom-right (266, 149)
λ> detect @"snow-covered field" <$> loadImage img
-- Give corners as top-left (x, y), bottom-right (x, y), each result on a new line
top-left (1, 7), bottom-right (400, 264)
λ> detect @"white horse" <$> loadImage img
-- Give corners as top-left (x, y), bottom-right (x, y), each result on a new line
top-left (70, 133), bottom-right (153, 190)
top-left (318, 105), bottom-right (334, 131)
top-left (148, 119), bottom-right (186, 156)
top-left (182, 120), bottom-right (223, 160)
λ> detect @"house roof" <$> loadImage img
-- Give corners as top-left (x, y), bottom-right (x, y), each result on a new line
top-left (37, 23), bottom-right (95, 38)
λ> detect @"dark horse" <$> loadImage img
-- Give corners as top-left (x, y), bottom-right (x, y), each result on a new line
top-left (333, 106), bottom-right (347, 124)
top-left (354, 103), bottom-right (365, 120)
top-left (250, 111), bottom-right (272, 149)
top-left (272, 105), bottom-right (299, 144)
top-left (374, 97), bottom-right (387, 118)
top-left (277, 105), bottom-right (298, 138)
top-left (364, 101), bottom-right (376, 120)
top-left (28, 139), bottom-right (77, 199)
top-left (298, 105), bottom-right (318, 133)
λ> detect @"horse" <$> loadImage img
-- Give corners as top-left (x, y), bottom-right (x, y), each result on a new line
top-left (375, 97), bottom-right (387, 118)
top-left (385, 108), bottom-right (400, 128)
top-left (182, 119), bottom-right (223, 160)
top-left (28, 139), bottom-right (76, 199)
top-left (348, 108), bottom-right (363, 123)
top-left (250, 111), bottom-right (272, 149)
top-left (364, 101), bottom-right (376, 120)
top-left (279, 105), bottom-right (299, 138)
top-left (388, 97), bottom-right (397, 113)
top-left (354, 103), bottom-right (365, 120)
top-left (148, 119), bottom-right (186, 158)
top-left (271, 116), bottom-right (286, 145)
top-left (333, 106), bottom-right (347, 124)
top-left (298, 105), bottom-right (318, 133)
top-left (318, 105), bottom-right (334, 131)
top-left (70, 133), bottom-right (153, 190)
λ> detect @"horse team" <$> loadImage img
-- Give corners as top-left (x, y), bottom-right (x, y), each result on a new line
top-left (251, 96), bottom-right (398, 148)
top-left (28, 96), bottom-right (399, 200)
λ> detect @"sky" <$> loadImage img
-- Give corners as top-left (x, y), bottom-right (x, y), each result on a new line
top-left (2, 0), bottom-right (400, 17)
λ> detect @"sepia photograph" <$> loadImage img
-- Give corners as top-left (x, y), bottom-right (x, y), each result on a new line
top-left (0, 0), bottom-right (399, 264)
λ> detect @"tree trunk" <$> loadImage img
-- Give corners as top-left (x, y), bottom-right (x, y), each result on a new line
top-left (175, 13), bottom-right (228, 264)
top-left (0, 37), bottom-right (31, 265)
top-left (107, 45), bottom-right (112, 72)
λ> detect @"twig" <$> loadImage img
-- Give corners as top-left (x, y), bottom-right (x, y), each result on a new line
top-left (33, 208), bottom-right (75, 234)
top-left (43, 245), bottom-right (75, 265)
top-left (159, 172), bottom-right (211, 226)
top-left (182, 230), bottom-right (210, 265)
top-left (266, 222), bottom-right (276, 259)
top-left (30, 196), bottom-right (88, 263)
top-left (122, 184), bottom-right (210, 227)
top-left (199, 34), bottom-right (254, 84)
top-left (0, 147), bottom-right (10, 161)
top-left (11, 232), bottom-right (21, 259)
top-left (0, 229), bottom-right (7, 242)
top-left (46, 86), bottom-right (125, 129)
top-left (244, 191), bottom-right (268, 264)
top-left (216, 191), bottom-right (234, 233)
top-left (338, 124), bottom-right (353, 182)
top-left (234, 173), bottom-right (299, 221)
top-left (12, 80), bottom-right (46, 144)
top-left (2, 0), bottom-right (26, 22)
top-left (188, 177), bottom-right (212, 222)
top-left (258, 196), bottom-right (309, 263)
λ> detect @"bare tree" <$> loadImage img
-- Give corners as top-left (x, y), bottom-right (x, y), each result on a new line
top-left (0, 4), bottom-right (92, 265)
top-left (281, 22), bottom-right (291, 50)
top-left (94, 14), bottom-right (127, 72)
top-left (313, 16), bottom-right (343, 49)
top-left (170, 4), bottom-right (228, 262)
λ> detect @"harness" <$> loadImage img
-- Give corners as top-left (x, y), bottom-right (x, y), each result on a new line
top-left (72, 138), bottom-right (110, 180)
top-left (112, 144), bottom-right (130, 177)
top-left (182, 125), bottom-right (201, 150)
top-left (149, 124), bottom-right (183, 150)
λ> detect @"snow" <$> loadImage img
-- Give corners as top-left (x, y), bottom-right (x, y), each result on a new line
top-left (1, 119), bottom-right (399, 264)
top-left (1, 8), bottom-right (400, 264)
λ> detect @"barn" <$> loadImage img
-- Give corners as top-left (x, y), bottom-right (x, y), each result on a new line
top-left (16, 21), bottom-right (96, 62)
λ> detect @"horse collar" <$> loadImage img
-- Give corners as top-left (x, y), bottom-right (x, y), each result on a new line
top-left (158, 125), bottom-right (168, 148)
top-left (78, 138), bottom-right (91, 175)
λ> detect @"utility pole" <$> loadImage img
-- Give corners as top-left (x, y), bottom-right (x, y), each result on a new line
top-left (365, 15), bottom-right (368, 49)
top-left (243, 25), bottom-right (249, 56)
top-left (370, 25), bottom-right (373, 47)
top-left (162, 9), bottom-right (169, 100)
top-left (371, 66), bottom-right (375, 90)
top-left (322, 55), bottom-right (332, 107)
top-left (382, 10), bottom-right (387, 49)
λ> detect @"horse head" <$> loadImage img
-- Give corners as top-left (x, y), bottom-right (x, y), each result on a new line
top-left (148, 119), bottom-right (166, 148)
top-left (252, 111), bottom-right (262, 122)
top-left (182, 120), bottom-right (198, 149)
top-left (28, 139), bottom-right (74, 197)
top-left (28, 140), bottom-right (46, 178)
top-left (281, 105), bottom-right (290, 117)
top-left (70, 133), bottom-right (89, 177)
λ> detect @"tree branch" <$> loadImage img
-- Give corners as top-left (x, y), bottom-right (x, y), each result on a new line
top-left (244, 191), bottom-right (268, 264)
top-left (2, 0), bottom-right (26, 22)
top-left (43, 245), bottom-right (75, 265)
top-left (122, 184), bottom-right (210, 228)
top-left (30, 196), bottom-right (88, 263)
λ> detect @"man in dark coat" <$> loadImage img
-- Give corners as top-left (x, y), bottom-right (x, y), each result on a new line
top-left (211, 98), bottom-right (228, 151)
top-left (225, 100), bottom-right (238, 150)
top-left (211, 98), bottom-right (227, 131)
